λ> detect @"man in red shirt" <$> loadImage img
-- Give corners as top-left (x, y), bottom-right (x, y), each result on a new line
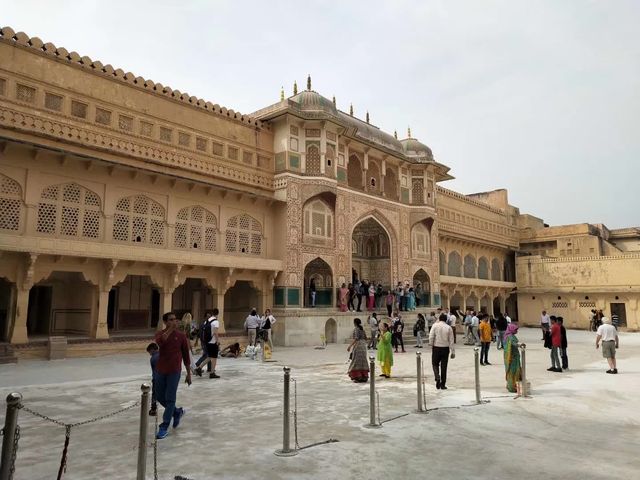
top-left (547, 316), bottom-right (563, 373)
top-left (155, 312), bottom-right (192, 439)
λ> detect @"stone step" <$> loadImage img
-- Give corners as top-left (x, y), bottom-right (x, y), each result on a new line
top-left (0, 343), bottom-right (18, 364)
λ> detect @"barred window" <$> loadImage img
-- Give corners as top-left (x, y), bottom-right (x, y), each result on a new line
top-left (119, 115), bottom-right (133, 131)
top-left (95, 107), bottom-right (112, 125)
top-left (175, 205), bottom-right (217, 252)
top-left (36, 183), bottom-right (102, 239)
top-left (306, 145), bottom-right (321, 175)
top-left (0, 174), bottom-right (23, 232)
top-left (45, 93), bottom-right (63, 112)
top-left (178, 132), bottom-right (191, 147)
top-left (113, 195), bottom-right (165, 246)
top-left (71, 100), bottom-right (87, 119)
top-left (303, 199), bottom-right (333, 239)
top-left (140, 121), bottom-right (153, 137)
top-left (16, 84), bottom-right (36, 103)
top-left (196, 137), bottom-right (207, 152)
top-left (225, 213), bottom-right (262, 255)
top-left (212, 142), bottom-right (224, 156)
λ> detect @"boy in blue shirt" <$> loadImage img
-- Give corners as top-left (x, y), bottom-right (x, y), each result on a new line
top-left (146, 342), bottom-right (159, 416)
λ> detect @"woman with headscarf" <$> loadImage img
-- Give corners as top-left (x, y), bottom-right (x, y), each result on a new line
top-left (503, 323), bottom-right (525, 395)
top-left (347, 318), bottom-right (369, 383)
top-left (339, 283), bottom-right (349, 312)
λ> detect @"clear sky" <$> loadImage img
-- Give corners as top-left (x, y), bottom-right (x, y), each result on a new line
top-left (4, 1), bottom-right (639, 228)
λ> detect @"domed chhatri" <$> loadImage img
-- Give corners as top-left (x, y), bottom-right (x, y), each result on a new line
top-left (290, 90), bottom-right (338, 116)
top-left (400, 136), bottom-right (434, 162)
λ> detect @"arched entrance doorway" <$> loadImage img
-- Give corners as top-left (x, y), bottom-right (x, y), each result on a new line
top-left (450, 292), bottom-right (463, 312)
top-left (412, 269), bottom-right (431, 307)
top-left (303, 258), bottom-right (333, 307)
top-left (224, 280), bottom-right (261, 331)
top-left (352, 217), bottom-right (391, 289)
top-left (324, 318), bottom-right (337, 344)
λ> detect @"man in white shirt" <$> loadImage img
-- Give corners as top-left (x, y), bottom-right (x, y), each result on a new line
top-left (540, 310), bottom-right (550, 339)
top-left (596, 316), bottom-right (619, 374)
top-left (471, 311), bottom-right (480, 346)
top-left (504, 311), bottom-right (512, 324)
top-left (368, 313), bottom-right (379, 349)
top-left (244, 308), bottom-right (261, 346)
top-left (195, 309), bottom-right (220, 379)
top-left (260, 309), bottom-right (276, 351)
top-left (448, 310), bottom-right (458, 344)
top-left (429, 313), bottom-right (455, 390)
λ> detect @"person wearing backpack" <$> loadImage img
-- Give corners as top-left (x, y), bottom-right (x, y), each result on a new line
top-left (194, 309), bottom-right (220, 379)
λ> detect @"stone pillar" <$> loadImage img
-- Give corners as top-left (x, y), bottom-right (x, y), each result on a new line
top-left (93, 287), bottom-right (110, 339)
top-left (191, 290), bottom-right (202, 324)
top-left (10, 287), bottom-right (30, 344)
top-left (500, 295), bottom-right (506, 315)
top-left (158, 288), bottom-right (174, 331)
top-left (215, 291), bottom-right (226, 334)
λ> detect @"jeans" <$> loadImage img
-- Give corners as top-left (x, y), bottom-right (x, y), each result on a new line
top-left (550, 346), bottom-right (562, 369)
top-left (386, 304), bottom-right (392, 317)
top-left (310, 291), bottom-right (316, 307)
top-left (560, 347), bottom-right (568, 369)
top-left (471, 326), bottom-right (480, 345)
top-left (480, 342), bottom-right (490, 364)
top-left (195, 351), bottom-right (212, 372)
top-left (432, 346), bottom-right (450, 386)
top-left (348, 296), bottom-right (355, 311)
top-left (369, 329), bottom-right (378, 349)
top-left (497, 330), bottom-right (506, 349)
top-left (155, 371), bottom-right (181, 429)
top-left (356, 295), bottom-right (363, 311)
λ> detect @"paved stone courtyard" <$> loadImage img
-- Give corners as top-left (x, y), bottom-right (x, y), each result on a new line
top-left (1, 327), bottom-right (639, 480)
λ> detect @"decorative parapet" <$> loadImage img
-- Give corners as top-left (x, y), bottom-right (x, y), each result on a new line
top-left (0, 26), bottom-right (264, 129)
top-left (436, 186), bottom-right (507, 216)
top-left (518, 253), bottom-right (640, 264)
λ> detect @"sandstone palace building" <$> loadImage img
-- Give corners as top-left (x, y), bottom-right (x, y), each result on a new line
top-left (0, 27), bottom-right (638, 356)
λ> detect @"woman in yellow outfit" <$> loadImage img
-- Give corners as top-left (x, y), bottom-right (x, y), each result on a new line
top-left (376, 322), bottom-right (394, 378)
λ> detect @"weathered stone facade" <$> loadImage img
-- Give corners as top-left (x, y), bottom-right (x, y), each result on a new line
top-left (0, 27), bottom-right (637, 355)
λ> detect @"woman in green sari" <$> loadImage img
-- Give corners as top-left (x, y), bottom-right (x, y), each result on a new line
top-left (376, 322), bottom-right (393, 378)
top-left (503, 323), bottom-right (524, 395)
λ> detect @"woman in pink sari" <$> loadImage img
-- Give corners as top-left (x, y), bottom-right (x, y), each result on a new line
top-left (339, 283), bottom-right (349, 312)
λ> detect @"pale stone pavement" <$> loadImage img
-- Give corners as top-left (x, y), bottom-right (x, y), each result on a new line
top-left (1, 327), bottom-right (639, 480)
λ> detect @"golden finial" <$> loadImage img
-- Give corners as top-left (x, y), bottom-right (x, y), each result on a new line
top-left (293, 81), bottom-right (298, 95)
top-left (280, 86), bottom-right (284, 101)
top-left (349, 103), bottom-right (354, 116)
top-left (407, 126), bottom-right (412, 138)
top-left (366, 111), bottom-right (370, 124)
top-left (307, 74), bottom-right (311, 91)
top-left (332, 95), bottom-right (336, 106)
top-left (394, 130), bottom-right (398, 139)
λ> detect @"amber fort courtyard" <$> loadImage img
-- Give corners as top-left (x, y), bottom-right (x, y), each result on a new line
top-left (0, 7), bottom-right (639, 480)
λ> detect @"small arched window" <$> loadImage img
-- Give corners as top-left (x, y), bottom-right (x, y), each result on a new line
top-left (347, 154), bottom-right (363, 189)
top-left (37, 183), bottom-right (102, 239)
top-left (448, 251), bottom-right (462, 277)
top-left (411, 222), bottom-right (431, 258)
top-left (175, 206), bottom-right (217, 252)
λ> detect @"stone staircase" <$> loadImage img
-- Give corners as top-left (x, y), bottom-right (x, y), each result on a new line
top-left (0, 343), bottom-right (18, 364)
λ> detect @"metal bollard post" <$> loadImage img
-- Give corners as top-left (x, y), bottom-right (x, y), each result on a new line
top-left (520, 345), bottom-right (531, 397)
top-left (1, 392), bottom-right (22, 480)
top-left (415, 352), bottom-right (426, 413)
top-left (136, 384), bottom-right (151, 480)
top-left (474, 347), bottom-right (481, 404)
top-left (364, 354), bottom-right (381, 428)
top-left (275, 366), bottom-right (298, 456)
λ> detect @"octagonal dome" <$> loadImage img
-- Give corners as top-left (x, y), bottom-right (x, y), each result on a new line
top-left (400, 137), bottom-right (434, 162)
top-left (290, 90), bottom-right (338, 116)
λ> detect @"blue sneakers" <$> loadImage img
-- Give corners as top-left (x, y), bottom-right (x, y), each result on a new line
top-left (156, 427), bottom-right (169, 439)
top-left (173, 408), bottom-right (185, 429)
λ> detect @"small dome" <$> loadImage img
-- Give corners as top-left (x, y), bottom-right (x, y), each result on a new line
top-left (401, 138), bottom-right (434, 161)
top-left (290, 91), bottom-right (337, 116)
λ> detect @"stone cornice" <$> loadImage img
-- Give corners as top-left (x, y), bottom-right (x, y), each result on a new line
top-left (0, 103), bottom-right (275, 193)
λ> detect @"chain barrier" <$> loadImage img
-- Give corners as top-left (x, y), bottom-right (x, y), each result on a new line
top-left (0, 424), bottom-right (20, 480)
top-left (17, 401), bottom-right (139, 479)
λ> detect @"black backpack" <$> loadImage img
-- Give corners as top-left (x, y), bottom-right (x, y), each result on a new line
top-left (200, 319), bottom-right (213, 344)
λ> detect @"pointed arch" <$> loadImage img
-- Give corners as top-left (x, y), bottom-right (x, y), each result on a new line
top-left (37, 182), bottom-right (102, 239)
top-left (384, 167), bottom-right (398, 200)
top-left (113, 194), bottom-right (164, 245)
top-left (303, 196), bottom-right (334, 244)
top-left (0, 173), bottom-right (23, 232)
top-left (464, 254), bottom-right (477, 278)
top-left (491, 258), bottom-right (502, 281)
top-left (174, 205), bottom-right (218, 252)
top-left (447, 251), bottom-right (462, 277)
top-left (478, 257), bottom-right (489, 279)
top-left (411, 219), bottom-right (433, 259)
top-left (225, 213), bottom-right (262, 255)
top-left (368, 159), bottom-right (381, 193)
